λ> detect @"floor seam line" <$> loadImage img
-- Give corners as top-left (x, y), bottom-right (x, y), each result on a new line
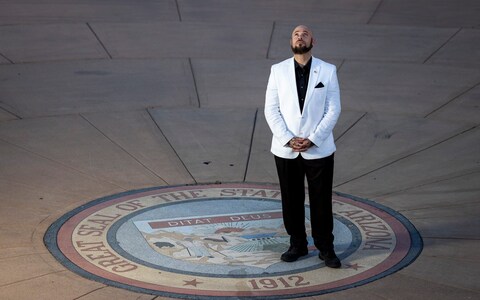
top-left (146, 108), bottom-right (197, 184)
top-left (424, 81), bottom-right (480, 118)
top-left (335, 125), bottom-right (478, 188)
top-left (86, 22), bottom-right (113, 59)
top-left (243, 108), bottom-right (258, 182)
top-left (0, 103), bottom-right (22, 119)
top-left (266, 21), bottom-right (276, 59)
top-left (0, 136), bottom-right (126, 189)
top-left (423, 27), bottom-right (462, 64)
top-left (335, 111), bottom-right (367, 142)
top-left (188, 58), bottom-right (201, 108)
top-left (366, 0), bottom-right (385, 24)
top-left (0, 270), bottom-right (67, 288)
top-left (79, 113), bottom-right (168, 184)
top-left (371, 168), bottom-right (480, 197)
top-left (73, 286), bottom-right (107, 300)
top-left (395, 272), bottom-right (480, 294)
top-left (174, 0), bottom-right (182, 22)
top-left (0, 52), bottom-right (14, 64)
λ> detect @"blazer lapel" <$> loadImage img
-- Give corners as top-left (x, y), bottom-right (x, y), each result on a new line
top-left (287, 58), bottom-right (302, 114)
top-left (304, 57), bottom-right (320, 107)
top-left (287, 58), bottom-right (298, 100)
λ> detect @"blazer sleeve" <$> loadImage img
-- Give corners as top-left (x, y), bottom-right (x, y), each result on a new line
top-left (264, 65), bottom-right (295, 146)
top-left (307, 65), bottom-right (341, 146)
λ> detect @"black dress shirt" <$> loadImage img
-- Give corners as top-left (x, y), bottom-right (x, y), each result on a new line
top-left (294, 57), bottom-right (312, 113)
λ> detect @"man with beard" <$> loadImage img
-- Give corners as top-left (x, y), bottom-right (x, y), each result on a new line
top-left (264, 25), bottom-right (341, 268)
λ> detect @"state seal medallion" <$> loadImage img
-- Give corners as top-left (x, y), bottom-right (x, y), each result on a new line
top-left (45, 183), bottom-right (422, 299)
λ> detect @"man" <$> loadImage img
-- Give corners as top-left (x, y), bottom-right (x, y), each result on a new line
top-left (264, 25), bottom-right (341, 268)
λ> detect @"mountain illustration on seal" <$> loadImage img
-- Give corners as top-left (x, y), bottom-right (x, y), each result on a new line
top-left (134, 211), bottom-right (312, 268)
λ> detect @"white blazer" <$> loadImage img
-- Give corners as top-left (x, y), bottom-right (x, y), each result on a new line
top-left (265, 56), bottom-right (341, 159)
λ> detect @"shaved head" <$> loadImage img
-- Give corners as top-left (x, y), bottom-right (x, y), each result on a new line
top-left (290, 25), bottom-right (314, 55)
top-left (292, 25), bottom-right (313, 37)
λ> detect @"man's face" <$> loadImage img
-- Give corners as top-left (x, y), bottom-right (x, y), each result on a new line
top-left (290, 26), bottom-right (314, 54)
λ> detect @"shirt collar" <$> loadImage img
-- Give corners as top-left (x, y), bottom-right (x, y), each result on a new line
top-left (294, 57), bottom-right (312, 71)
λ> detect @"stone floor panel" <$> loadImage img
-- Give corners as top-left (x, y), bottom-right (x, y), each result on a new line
top-left (399, 254), bottom-right (480, 292)
top-left (374, 171), bottom-right (480, 211)
top-left (426, 84), bottom-right (480, 125)
top-left (362, 272), bottom-right (479, 300)
top-left (0, 55), bottom-right (10, 64)
top-left (82, 110), bottom-right (195, 185)
top-left (178, 0), bottom-right (378, 24)
top-left (192, 58), bottom-right (275, 108)
top-left (0, 116), bottom-right (168, 189)
top-left (334, 113), bottom-right (472, 186)
top-left (0, 23), bottom-right (108, 63)
top-left (90, 21), bottom-right (273, 59)
top-left (336, 126), bottom-right (480, 198)
top-left (71, 286), bottom-right (159, 300)
top-left (0, 271), bottom-right (104, 300)
top-left (149, 107), bottom-right (256, 183)
top-left (244, 112), bottom-right (278, 183)
top-left (0, 0), bottom-right (179, 25)
top-left (427, 28), bottom-right (480, 67)
top-left (370, 0), bottom-right (480, 28)
top-left (0, 59), bottom-right (197, 118)
top-left (406, 213), bottom-right (479, 240)
top-left (0, 253), bottom-right (64, 287)
top-left (0, 140), bottom-right (121, 198)
top-left (0, 108), bottom-right (18, 122)
top-left (420, 238), bottom-right (480, 263)
top-left (338, 61), bottom-right (480, 116)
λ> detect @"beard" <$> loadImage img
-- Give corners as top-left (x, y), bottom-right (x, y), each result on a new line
top-left (291, 43), bottom-right (313, 54)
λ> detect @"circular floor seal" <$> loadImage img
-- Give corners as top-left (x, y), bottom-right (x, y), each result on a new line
top-left (45, 183), bottom-right (422, 299)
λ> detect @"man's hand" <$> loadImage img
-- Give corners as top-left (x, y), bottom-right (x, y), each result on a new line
top-left (289, 137), bottom-right (313, 152)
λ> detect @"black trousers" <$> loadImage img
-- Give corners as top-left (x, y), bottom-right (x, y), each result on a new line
top-left (275, 154), bottom-right (335, 252)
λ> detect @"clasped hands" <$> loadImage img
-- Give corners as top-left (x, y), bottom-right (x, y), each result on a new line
top-left (288, 137), bottom-right (313, 152)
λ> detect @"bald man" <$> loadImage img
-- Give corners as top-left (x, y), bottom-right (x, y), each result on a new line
top-left (265, 25), bottom-right (341, 268)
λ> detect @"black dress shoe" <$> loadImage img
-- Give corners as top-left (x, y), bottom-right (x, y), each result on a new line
top-left (281, 246), bottom-right (308, 262)
top-left (319, 251), bottom-right (341, 268)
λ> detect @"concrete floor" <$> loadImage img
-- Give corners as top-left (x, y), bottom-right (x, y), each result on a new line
top-left (0, 0), bottom-right (479, 299)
